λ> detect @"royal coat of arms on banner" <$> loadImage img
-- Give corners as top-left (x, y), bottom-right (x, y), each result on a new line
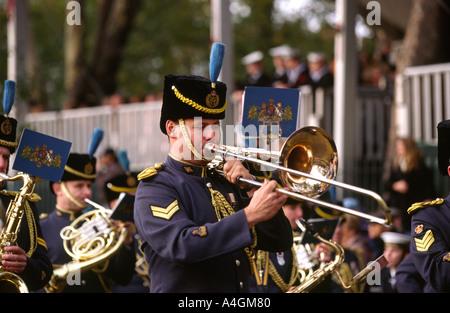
top-left (240, 86), bottom-right (301, 143)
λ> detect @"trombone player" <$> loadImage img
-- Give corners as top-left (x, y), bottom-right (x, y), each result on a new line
top-left (0, 83), bottom-right (53, 291)
top-left (134, 43), bottom-right (293, 292)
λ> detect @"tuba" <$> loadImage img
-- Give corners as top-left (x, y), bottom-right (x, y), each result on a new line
top-left (0, 172), bottom-right (39, 293)
top-left (45, 199), bottom-right (127, 293)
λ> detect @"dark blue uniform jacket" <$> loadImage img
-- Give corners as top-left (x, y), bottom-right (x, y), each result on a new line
top-left (409, 194), bottom-right (450, 292)
top-left (134, 155), bottom-right (293, 293)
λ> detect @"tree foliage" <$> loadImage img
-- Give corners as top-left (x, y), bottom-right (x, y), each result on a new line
top-left (1, 0), bottom-right (339, 111)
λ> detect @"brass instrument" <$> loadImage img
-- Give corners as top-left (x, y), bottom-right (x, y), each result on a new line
top-left (334, 254), bottom-right (388, 292)
top-left (292, 219), bottom-right (319, 283)
top-left (293, 218), bottom-right (388, 293)
top-left (134, 237), bottom-right (150, 288)
top-left (0, 172), bottom-right (39, 293)
top-left (288, 219), bottom-right (345, 293)
top-left (45, 199), bottom-right (127, 293)
top-left (294, 240), bottom-right (319, 283)
top-left (205, 126), bottom-right (391, 226)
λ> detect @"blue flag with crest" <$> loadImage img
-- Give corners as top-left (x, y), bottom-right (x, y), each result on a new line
top-left (13, 128), bottom-right (72, 182)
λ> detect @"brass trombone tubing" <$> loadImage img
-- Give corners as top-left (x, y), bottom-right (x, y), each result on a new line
top-left (205, 143), bottom-right (391, 227)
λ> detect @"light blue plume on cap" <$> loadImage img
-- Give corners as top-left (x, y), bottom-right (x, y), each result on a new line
top-left (209, 43), bottom-right (226, 88)
top-left (88, 128), bottom-right (104, 156)
top-left (3, 80), bottom-right (16, 115)
top-left (117, 150), bottom-right (130, 172)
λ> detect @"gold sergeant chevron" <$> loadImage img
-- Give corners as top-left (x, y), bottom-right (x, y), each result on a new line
top-left (414, 230), bottom-right (435, 252)
top-left (151, 200), bottom-right (179, 220)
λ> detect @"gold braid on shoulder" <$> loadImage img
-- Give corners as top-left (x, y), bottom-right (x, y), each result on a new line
top-left (138, 163), bottom-right (163, 181)
top-left (407, 198), bottom-right (444, 215)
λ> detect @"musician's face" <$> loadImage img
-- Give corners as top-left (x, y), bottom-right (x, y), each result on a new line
top-left (383, 244), bottom-right (406, 268)
top-left (184, 118), bottom-right (221, 150)
top-left (167, 118), bottom-right (221, 163)
top-left (0, 146), bottom-right (11, 175)
top-left (54, 180), bottom-right (92, 211)
top-left (283, 202), bottom-right (304, 230)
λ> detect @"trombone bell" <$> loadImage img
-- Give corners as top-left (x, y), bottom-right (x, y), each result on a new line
top-left (280, 127), bottom-right (337, 198)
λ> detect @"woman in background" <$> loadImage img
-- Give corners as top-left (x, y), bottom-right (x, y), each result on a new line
top-left (384, 137), bottom-right (436, 233)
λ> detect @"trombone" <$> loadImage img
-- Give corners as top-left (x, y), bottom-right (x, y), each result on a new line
top-left (205, 126), bottom-right (391, 227)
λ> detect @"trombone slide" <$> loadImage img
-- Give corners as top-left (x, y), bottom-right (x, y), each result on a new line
top-left (206, 142), bottom-right (391, 227)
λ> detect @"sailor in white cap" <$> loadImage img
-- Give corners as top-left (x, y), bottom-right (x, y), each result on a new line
top-left (240, 51), bottom-right (272, 88)
top-left (307, 51), bottom-right (333, 89)
top-left (379, 232), bottom-right (410, 293)
top-left (268, 45), bottom-right (291, 87)
top-left (282, 47), bottom-right (312, 88)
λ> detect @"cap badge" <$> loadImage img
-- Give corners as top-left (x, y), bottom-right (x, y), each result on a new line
top-left (84, 162), bottom-right (94, 175)
top-left (205, 89), bottom-right (219, 109)
top-left (1, 119), bottom-right (12, 136)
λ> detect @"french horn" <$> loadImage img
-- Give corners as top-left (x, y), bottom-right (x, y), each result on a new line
top-left (45, 199), bottom-right (127, 293)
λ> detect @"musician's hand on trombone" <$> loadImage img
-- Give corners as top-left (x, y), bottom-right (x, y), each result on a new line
top-left (222, 160), bottom-right (253, 189)
top-left (243, 179), bottom-right (288, 228)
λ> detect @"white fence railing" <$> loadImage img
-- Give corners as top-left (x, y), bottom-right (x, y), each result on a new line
top-left (23, 88), bottom-right (329, 172)
top-left (395, 62), bottom-right (450, 144)
top-left (24, 102), bottom-right (169, 171)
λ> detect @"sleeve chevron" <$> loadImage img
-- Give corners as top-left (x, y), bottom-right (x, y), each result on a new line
top-left (414, 230), bottom-right (435, 252)
top-left (151, 200), bottom-right (179, 220)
